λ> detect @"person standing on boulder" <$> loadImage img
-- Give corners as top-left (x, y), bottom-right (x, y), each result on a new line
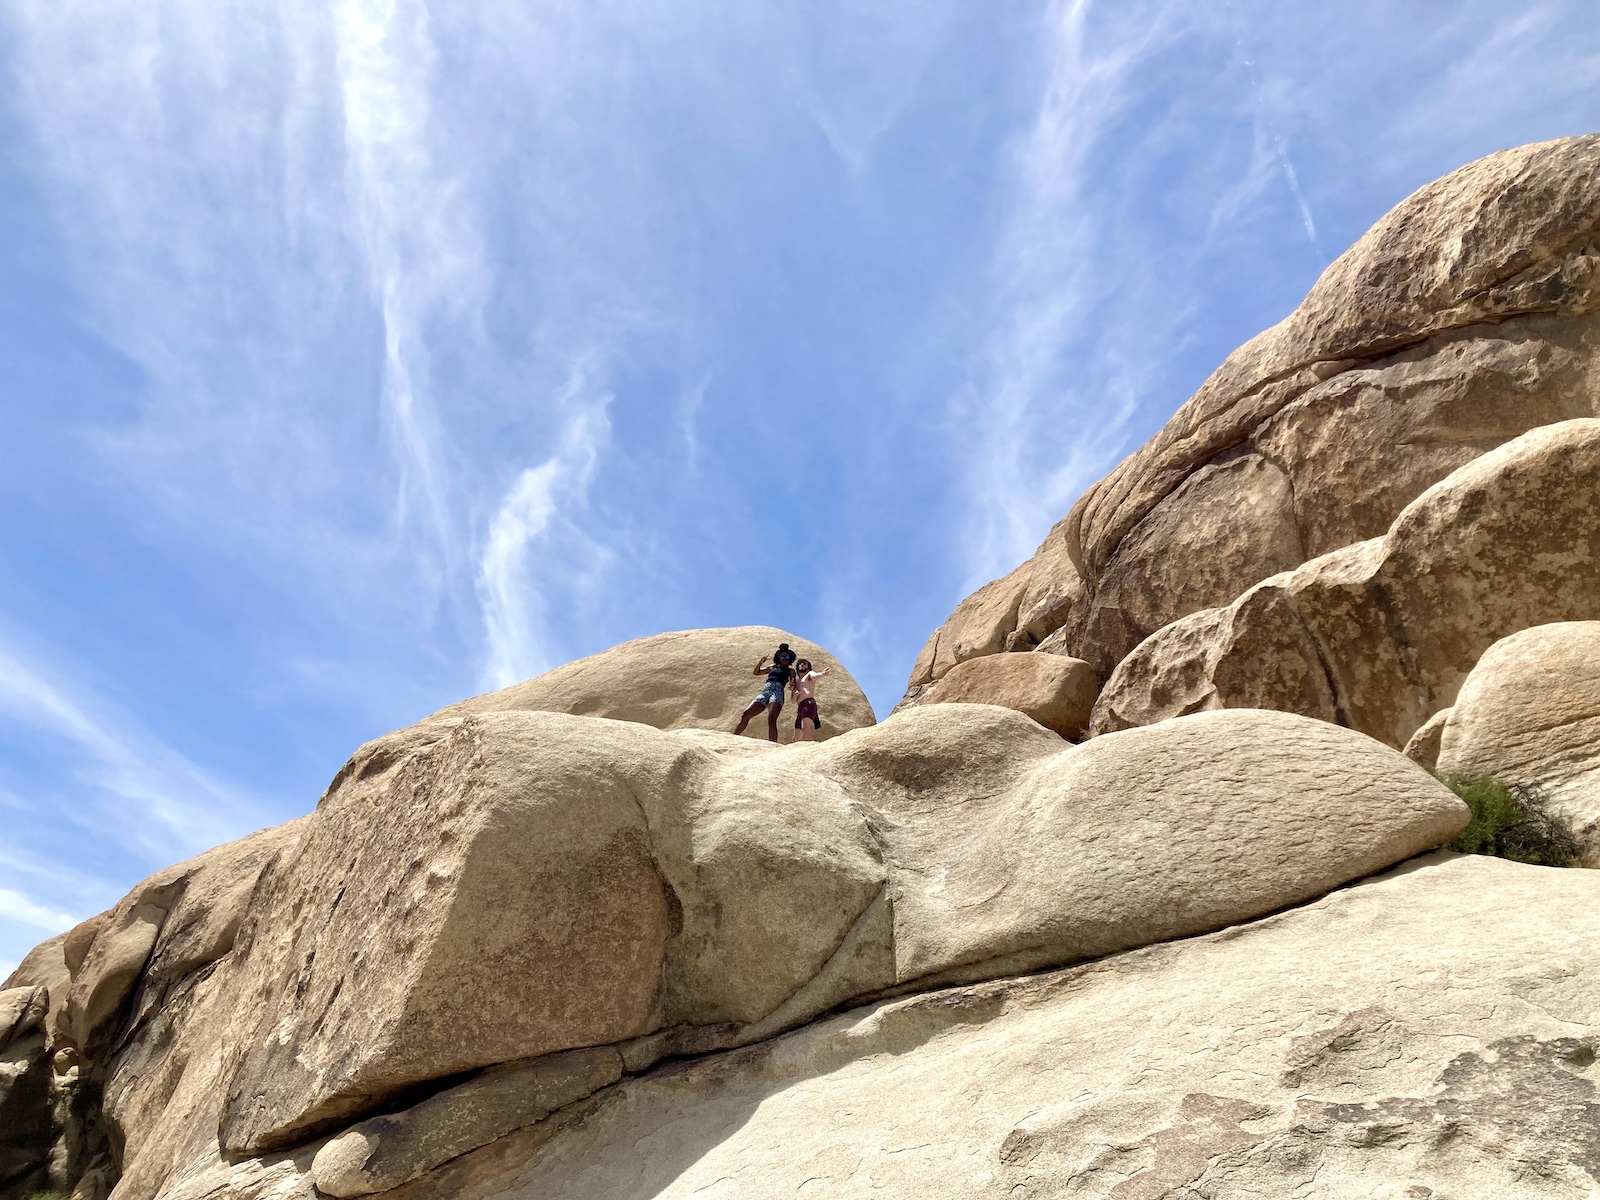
top-left (734, 644), bottom-right (798, 742)
top-left (789, 658), bottom-right (831, 742)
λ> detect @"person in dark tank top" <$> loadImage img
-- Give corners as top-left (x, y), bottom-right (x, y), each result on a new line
top-left (734, 643), bottom-right (798, 742)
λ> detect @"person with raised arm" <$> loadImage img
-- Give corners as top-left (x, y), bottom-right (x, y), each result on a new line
top-left (733, 642), bottom-right (798, 742)
top-left (789, 657), bottom-right (831, 742)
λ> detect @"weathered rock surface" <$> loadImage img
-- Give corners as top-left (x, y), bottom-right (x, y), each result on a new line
top-left (440, 626), bottom-right (874, 742)
top-left (195, 853), bottom-right (1600, 1200)
top-left (311, 1047), bottom-right (625, 1198)
top-left (0, 822), bottom-right (308, 1200)
top-left (1403, 705), bottom-right (1453, 768)
top-left (0, 986), bottom-right (53, 1197)
top-left (910, 134), bottom-right (1600, 684)
top-left (6, 695), bottom-right (1458, 1197)
top-left (17, 136), bottom-right (1600, 1200)
top-left (217, 704), bottom-right (1461, 1156)
top-left (900, 651), bottom-right (1099, 739)
top-left (2, 932), bottom-right (70, 1041)
top-left (906, 564), bottom-right (1032, 691)
top-left (1437, 621), bottom-right (1600, 865)
top-left (1011, 518), bottom-right (1085, 650)
top-left (63, 820), bottom-right (305, 1058)
top-left (1092, 419), bottom-right (1600, 748)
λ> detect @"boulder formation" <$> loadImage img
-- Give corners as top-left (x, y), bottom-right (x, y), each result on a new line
top-left (908, 134), bottom-right (1600, 701)
top-left (11, 137), bottom-right (1600, 1200)
top-left (1435, 621), bottom-right (1600, 865)
top-left (4, 695), bottom-right (1467, 1200)
top-left (1090, 419), bottom-right (1600, 747)
top-left (440, 626), bottom-right (875, 743)
top-left (898, 650), bottom-right (1099, 740)
top-left (338, 853), bottom-right (1600, 1200)
top-left (0, 985), bottom-right (52, 1197)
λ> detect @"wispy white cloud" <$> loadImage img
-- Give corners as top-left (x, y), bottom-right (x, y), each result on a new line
top-left (1380, 5), bottom-right (1600, 161)
top-left (956, 0), bottom-right (1177, 584)
top-left (332, 0), bottom-right (482, 571)
top-left (0, 888), bottom-right (80, 935)
top-left (797, 0), bottom-right (957, 173)
top-left (477, 368), bottom-right (615, 688)
top-left (0, 636), bottom-right (271, 863)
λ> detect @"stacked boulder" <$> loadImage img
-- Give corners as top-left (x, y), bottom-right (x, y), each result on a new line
top-left (8, 137), bottom-right (1600, 1200)
top-left (4, 674), bottom-right (1470, 1198)
top-left (905, 134), bottom-right (1600, 738)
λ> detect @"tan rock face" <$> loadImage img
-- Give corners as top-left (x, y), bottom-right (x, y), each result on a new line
top-left (1079, 451), bottom-right (1305, 675)
top-left (900, 652), bottom-right (1099, 740)
top-left (1436, 621), bottom-right (1600, 864)
top-left (210, 701), bottom-right (1461, 1160)
top-left (439, 625), bottom-right (874, 742)
top-left (904, 538), bottom-right (1086, 701)
top-left (1011, 517), bottom-right (1084, 649)
top-left (218, 715), bottom-right (686, 1153)
top-left (2, 932), bottom-right (71, 1043)
top-left (310, 1046), bottom-right (625, 1198)
top-left (1403, 706), bottom-right (1453, 768)
top-left (0, 986), bottom-right (48, 1051)
top-left (907, 136), bottom-right (1600, 686)
top-left (1069, 135), bottom-right (1600, 583)
top-left (300, 854), bottom-right (1600, 1200)
top-left (60, 821), bottom-right (304, 1057)
top-left (1094, 420), bottom-right (1600, 748)
top-left (905, 563), bottom-right (1032, 690)
top-left (0, 986), bottom-right (53, 1196)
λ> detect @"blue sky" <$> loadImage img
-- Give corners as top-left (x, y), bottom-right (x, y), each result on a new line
top-left (2, 0), bottom-right (1597, 974)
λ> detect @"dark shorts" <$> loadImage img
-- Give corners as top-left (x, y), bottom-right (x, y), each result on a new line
top-left (795, 697), bottom-right (820, 728)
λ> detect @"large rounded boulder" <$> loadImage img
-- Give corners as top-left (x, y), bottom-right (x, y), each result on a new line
top-left (439, 626), bottom-right (876, 742)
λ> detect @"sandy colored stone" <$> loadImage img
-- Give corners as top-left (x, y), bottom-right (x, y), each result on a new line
top-left (438, 625), bottom-right (874, 743)
top-left (914, 138), bottom-right (1600, 683)
top-left (0, 984), bottom-right (52, 1189)
top-left (102, 945), bottom-right (303, 1200)
top-left (311, 1047), bottom-right (624, 1197)
top-left (927, 563), bottom-right (1032, 682)
top-left (1094, 420), bottom-right (1600, 747)
top-left (218, 715), bottom-right (685, 1153)
top-left (834, 707), bottom-right (1463, 989)
top-left (906, 625), bottom-right (940, 689)
top-left (1069, 135), bottom-right (1600, 585)
top-left (61, 821), bottom-right (303, 1057)
top-left (62, 914), bottom-right (108, 977)
top-left (202, 698), bottom-right (1459, 1164)
top-left (0, 996), bottom-right (52, 1197)
top-left (1079, 452), bottom-right (1306, 673)
top-left (902, 652), bottom-right (1099, 740)
top-left (0, 986), bottom-right (48, 1052)
top-left (1255, 313), bottom-right (1600, 559)
top-left (2, 932), bottom-right (71, 1043)
top-left (282, 853), bottom-right (1600, 1200)
top-left (1437, 621), bottom-right (1600, 865)
top-left (1010, 517), bottom-right (1085, 648)
top-left (1403, 706), bottom-right (1453, 768)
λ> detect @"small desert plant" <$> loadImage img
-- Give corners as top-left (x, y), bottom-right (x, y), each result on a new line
top-left (1436, 773), bottom-right (1580, 867)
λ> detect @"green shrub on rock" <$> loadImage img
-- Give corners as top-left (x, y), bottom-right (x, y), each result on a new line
top-left (1436, 774), bottom-right (1579, 866)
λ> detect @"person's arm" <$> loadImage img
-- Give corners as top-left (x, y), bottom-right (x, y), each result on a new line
top-left (815, 667), bottom-right (832, 678)
top-left (752, 656), bottom-right (769, 677)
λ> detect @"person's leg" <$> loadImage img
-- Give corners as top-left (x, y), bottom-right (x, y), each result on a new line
top-left (766, 700), bottom-right (783, 742)
top-left (734, 699), bottom-right (766, 735)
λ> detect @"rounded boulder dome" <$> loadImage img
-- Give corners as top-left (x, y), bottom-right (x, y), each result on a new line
top-left (438, 626), bottom-right (876, 741)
